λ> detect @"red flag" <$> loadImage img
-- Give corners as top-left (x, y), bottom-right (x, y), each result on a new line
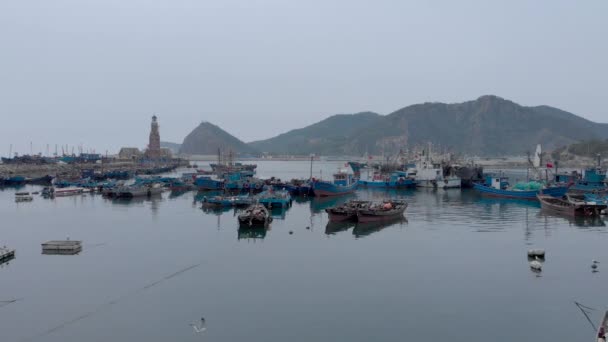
top-left (546, 163), bottom-right (553, 168)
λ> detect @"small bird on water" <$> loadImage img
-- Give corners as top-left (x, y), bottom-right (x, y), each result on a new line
top-left (592, 260), bottom-right (600, 270)
top-left (190, 317), bottom-right (207, 333)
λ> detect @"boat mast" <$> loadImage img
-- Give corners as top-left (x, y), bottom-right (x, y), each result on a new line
top-left (309, 153), bottom-right (314, 180)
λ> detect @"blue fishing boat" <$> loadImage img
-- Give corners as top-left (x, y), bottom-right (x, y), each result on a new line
top-left (556, 167), bottom-right (607, 194)
top-left (223, 173), bottom-right (264, 192)
top-left (195, 176), bottom-right (224, 190)
top-left (257, 188), bottom-right (292, 208)
top-left (201, 194), bottom-right (253, 208)
top-left (473, 174), bottom-right (569, 200)
top-left (312, 171), bottom-right (358, 197)
top-left (357, 171), bottom-right (416, 188)
top-left (3, 176), bottom-right (26, 186)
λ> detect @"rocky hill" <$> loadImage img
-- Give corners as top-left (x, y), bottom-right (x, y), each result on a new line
top-left (179, 122), bottom-right (258, 155)
top-left (248, 112), bottom-right (383, 155)
top-left (249, 96), bottom-right (608, 156)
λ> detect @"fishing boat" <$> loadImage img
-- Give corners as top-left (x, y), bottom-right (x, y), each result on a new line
top-left (412, 144), bottom-right (461, 189)
top-left (238, 204), bottom-right (273, 227)
top-left (26, 175), bottom-right (54, 185)
top-left (356, 200), bottom-right (408, 223)
top-left (473, 174), bottom-right (569, 200)
top-left (201, 194), bottom-right (253, 208)
top-left (257, 188), bottom-right (292, 208)
top-left (15, 192), bottom-right (33, 202)
top-left (325, 200), bottom-right (371, 222)
top-left (52, 187), bottom-right (86, 197)
top-left (597, 310), bottom-right (608, 342)
top-left (195, 176), bottom-right (224, 190)
top-left (414, 161), bottom-right (461, 189)
top-left (559, 169), bottom-right (607, 195)
top-left (3, 175), bottom-right (26, 186)
top-left (537, 194), bottom-right (607, 217)
top-left (357, 171), bottom-right (416, 188)
top-left (312, 171), bottom-right (358, 197)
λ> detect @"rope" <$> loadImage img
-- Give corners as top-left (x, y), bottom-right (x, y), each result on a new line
top-left (18, 262), bottom-right (203, 342)
top-left (575, 301), bottom-right (597, 332)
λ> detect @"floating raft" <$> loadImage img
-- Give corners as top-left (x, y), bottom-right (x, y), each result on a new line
top-left (41, 240), bottom-right (82, 255)
top-left (0, 247), bottom-right (16, 264)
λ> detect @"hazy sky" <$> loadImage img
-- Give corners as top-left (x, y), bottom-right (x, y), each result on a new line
top-left (1, 0), bottom-right (606, 155)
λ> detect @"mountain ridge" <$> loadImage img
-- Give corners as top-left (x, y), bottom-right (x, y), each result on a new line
top-left (179, 121), bottom-right (258, 155)
top-left (247, 95), bottom-right (608, 156)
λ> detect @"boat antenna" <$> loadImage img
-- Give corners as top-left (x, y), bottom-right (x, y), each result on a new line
top-left (574, 301), bottom-right (597, 332)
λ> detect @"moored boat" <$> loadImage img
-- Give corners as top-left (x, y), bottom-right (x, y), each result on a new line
top-left (257, 188), bottom-right (292, 208)
top-left (356, 200), bottom-right (408, 223)
top-left (473, 174), bottom-right (569, 200)
top-left (312, 171), bottom-right (358, 197)
top-left (15, 192), bottom-right (33, 202)
top-left (238, 204), bottom-right (273, 227)
top-left (537, 194), bottom-right (607, 216)
top-left (325, 200), bottom-right (371, 222)
top-left (195, 176), bottom-right (224, 190)
top-left (357, 171), bottom-right (416, 188)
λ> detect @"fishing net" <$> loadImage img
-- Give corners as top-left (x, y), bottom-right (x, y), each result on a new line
top-left (512, 181), bottom-right (544, 191)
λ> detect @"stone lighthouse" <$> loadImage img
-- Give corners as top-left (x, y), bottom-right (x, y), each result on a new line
top-left (146, 115), bottom-right (161, 159)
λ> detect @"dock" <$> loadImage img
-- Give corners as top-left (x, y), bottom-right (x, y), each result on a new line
top-left (0, 247), bottom-right (16, 264)
top-left (41, 240), bottom-right (82, 255)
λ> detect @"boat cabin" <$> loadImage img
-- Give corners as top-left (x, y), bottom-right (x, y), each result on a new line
top-left (333, 172), bottom-right (355, 186)
top-left (484, 174), bottom-right (509, 190)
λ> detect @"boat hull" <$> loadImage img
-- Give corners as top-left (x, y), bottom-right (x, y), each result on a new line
top-left (538, 194), bottom-right (606, 217)
top-left (357, 179), bottom-right (416, 188)
top-left (356, 203), bottom-right (408, 223)
top-left (312, 181), bottom-right (358, 197)
top-left (473, 183), bottom-right (569, 200)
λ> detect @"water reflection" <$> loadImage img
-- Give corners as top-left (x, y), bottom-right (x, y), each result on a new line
top-left (325, 221), bottom-right (355, 235)
top-left (537, 212), bottom-right (606, 229)
top-left (353, 217), bottom-right (408, 238)
top-left (238, 226), bottom-right (268, 240)
top-left (309, 194), bottom-right (355, 213)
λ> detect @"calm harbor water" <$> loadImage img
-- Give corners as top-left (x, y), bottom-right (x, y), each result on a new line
top-left (1, 161), bottom-right (607, 342)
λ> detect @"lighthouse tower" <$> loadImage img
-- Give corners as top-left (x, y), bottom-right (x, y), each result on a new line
top-left (146, 115), bottom-right (161, 159)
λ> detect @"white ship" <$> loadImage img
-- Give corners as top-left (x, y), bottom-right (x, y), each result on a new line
top-left (412, 144), bottom-right (461, 189)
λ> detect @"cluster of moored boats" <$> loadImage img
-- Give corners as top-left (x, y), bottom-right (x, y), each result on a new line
top-left (325, 199), bottom-right (408, 223)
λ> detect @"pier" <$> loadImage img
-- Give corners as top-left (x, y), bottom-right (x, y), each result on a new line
top-left (42, 240), bottom-right (82, 255)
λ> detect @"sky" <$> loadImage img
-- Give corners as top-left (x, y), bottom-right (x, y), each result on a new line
top-left (0, 0), bottom-right (606, 155)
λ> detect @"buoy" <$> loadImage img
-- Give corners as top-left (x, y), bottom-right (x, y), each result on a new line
top-left (289, 231), bottom-right (293, 235)
top-left (305, 226), bottom-right (310, 230)
top-left (591, 261), bottom-right (599, 270)
top-left (530, 260), bottom-right (543, 271)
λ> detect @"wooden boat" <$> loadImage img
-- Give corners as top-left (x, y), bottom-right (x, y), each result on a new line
top-left (596, 310), bottom-right (608, 342)
top-left (537, 194), bottom-right (607, 217)
top-left (325, 200), bottom-right (371, 222)
top-left (53, 187), bottom-right (86, 197)
top-left (356, 200), bottom-right (408, 223)
top-left (15, 192), bottom-right (33, 202)
top-left (238, 204), bottom-right (273, 227)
